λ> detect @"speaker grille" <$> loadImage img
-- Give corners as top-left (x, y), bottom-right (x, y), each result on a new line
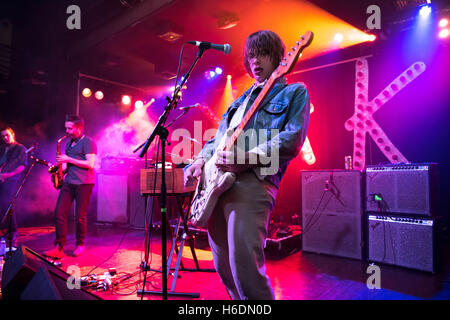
top-left (301, 170), bottom-right (363, 260)
top-left (368, 215), bottom-right (436, 273)
top-left (366, 163), bottom-right (438, 216)
top-left (97, 174), bottom-right (128, 224)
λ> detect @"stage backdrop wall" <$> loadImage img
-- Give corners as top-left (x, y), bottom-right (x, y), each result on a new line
top-left (271, 38), bottom-right (450, 225)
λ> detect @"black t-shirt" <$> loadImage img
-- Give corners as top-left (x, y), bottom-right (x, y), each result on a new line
top-left (0, 143), bottom-right (27, 182)
top-left (65, 136), bottom-right (97, 185)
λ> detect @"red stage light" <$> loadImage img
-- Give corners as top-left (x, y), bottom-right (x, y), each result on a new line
top-left (122, 95), bottom-right (131, 105)
top-left (438, 28), bottom-right (449, 39)
top-left (439, 18), bottom-right (448, 28)
top-left (134, 100), bottom-right (144, 109)
top-left (94, 91), bottom-right (104, 100)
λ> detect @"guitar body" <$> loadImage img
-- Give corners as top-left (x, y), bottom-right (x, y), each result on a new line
top-left (189, 31), bottom-right (314, 227)
top-left (190, 154), bottom-right (236, 227)
top-left (190, 129), bottom-right (236, 227)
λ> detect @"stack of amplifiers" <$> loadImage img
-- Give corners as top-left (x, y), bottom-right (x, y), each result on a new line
top-left (301, 170), bottom-right (364, 260)
top-left (365, 163), bottom-right (439, 273)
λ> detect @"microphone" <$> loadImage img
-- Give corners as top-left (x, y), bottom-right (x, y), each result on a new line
top-left (30, 155), bottom-right (51, 167)
top-left (179, 103), bottom-right (201, 111)
top-left (25, 144), bottom-right (38, 154)
top-left (187, 41), bottom-right (232, 54)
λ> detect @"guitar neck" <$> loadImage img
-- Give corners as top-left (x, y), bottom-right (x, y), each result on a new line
top-left (222, 31), bottom-right (314, 152)
top-left (224, 75), bottom-right (277, 152)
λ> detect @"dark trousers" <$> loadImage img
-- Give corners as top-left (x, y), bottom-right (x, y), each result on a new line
top-left (0, 178), bottom-right (19, 235)
top-left (54, 182), bottom-right (94, 248)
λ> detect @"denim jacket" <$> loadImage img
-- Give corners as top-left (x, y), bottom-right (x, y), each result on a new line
top-left (187, 77), bottom-right (310, 188)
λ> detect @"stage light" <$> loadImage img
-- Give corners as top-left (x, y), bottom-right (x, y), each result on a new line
top-left (439, 28), bottom-right (449, 38)
top-left (419, 5), bottom-right (432, 18)
top-left (82, 88), bottom-right (92, 98)
top-left (367, 34), bottom-right (377, 42)
top-left (209, 71), bottom-right (216, 78)
top-left (333, 33), bottom-right (344, 43)
top-left (134, 100), bottom-right (144, 109)
top-left (439, 18), bottom-right (448, 28)
top-left (215, 67), bottom-right (223, 75)
top-left (227, 75), bottom-right (232, 80)
top-left (122, 95), bottom-right (131, 105)
top-left (94, 91), bottom-right (104, 100)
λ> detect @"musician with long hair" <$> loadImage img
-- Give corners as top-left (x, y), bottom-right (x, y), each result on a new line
top-left (184, 30), bottom-right (311, 299)
top-left (0, 126), bottom-right (27, 248)
top-left (44, 115), bottom-right (97, 259)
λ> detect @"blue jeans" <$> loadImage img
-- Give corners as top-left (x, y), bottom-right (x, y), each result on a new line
top-left (54, 182), bottom-right (94, 247)
top-left (207, 170), bottom-right (277, 300)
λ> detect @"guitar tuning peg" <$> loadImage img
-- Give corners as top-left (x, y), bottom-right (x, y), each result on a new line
top-left (296, 41), bottom-right (300, 45)
top-left (288, 52), bottom-right (292, 56)
top-left (292, 46), bottom-right (297, 50)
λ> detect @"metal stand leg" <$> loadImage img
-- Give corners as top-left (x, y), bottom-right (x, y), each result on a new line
top-left (174, 195), bottom-right (215, 273)
top-left (138, 194), bottom-right (200, 298)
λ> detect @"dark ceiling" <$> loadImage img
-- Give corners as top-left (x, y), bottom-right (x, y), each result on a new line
top-left (2, 0), bottom-right (449, 97)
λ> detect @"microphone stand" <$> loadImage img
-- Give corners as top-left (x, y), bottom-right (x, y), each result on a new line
top-left (134, 46), bottom-right (207, 300)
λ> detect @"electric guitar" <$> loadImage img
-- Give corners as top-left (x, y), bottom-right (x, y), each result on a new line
top-left (189, 31), bottom-right (314, 227)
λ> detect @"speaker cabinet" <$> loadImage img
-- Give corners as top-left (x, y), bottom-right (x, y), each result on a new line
top-left (1, 246), bottom-right (101, 300)
top-left (128, 171), bottom-right (151, 228)
top-left (97, 173), bottom-right (128, 224)
top-left (366, 163), bottom-right (439, 216)
top-left (368, 215), bottom-right (437, 273)
top-left (301, 170), bottom-right (364, 259)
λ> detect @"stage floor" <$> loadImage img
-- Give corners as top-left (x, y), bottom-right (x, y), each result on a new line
top-left (2, 221), bottom-right (450, 300)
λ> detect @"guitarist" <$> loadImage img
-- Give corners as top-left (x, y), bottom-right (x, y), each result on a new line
top-left (0, 126), bottom-right (27, 248)
top-left (184, 30), bottom-right (311, 299)
top-left (45, 115), bottom-right (97, 259)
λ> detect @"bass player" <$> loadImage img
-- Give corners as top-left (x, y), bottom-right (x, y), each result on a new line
top-left (0, 126), bottom-right (27, 248)
top-left (184, 30), bottom-right (311, 300)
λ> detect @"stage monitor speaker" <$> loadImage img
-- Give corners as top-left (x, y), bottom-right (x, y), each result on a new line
top-left (365, 163), bottom-right (439, 216)
top-left (97, 173), bottom-right (128, 224)
top-left (301, 170), bottom-right (364, 260)
top-left (1, 246), bottom-right (101, 300)
top-left (368, 215), bottom-right (437, 273)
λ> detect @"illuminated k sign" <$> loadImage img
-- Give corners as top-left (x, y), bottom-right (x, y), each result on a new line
top-left (345, 58), bottom-right (426, 170)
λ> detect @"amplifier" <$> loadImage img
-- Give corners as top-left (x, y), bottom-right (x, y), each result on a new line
top-left (140, 168), bottom-right (196, 195)
top-left (365, 163), bottom-right (439, 216)
top-left (368, 214), bottom-right (437, 273)
top-left (97, 174), bottom-right (128, 224)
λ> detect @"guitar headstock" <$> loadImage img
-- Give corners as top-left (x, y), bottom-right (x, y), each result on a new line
top-left (272, 31), bottom-right (314, 80)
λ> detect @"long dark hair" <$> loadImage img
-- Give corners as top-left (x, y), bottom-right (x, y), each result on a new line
top-left (244, 30), bottom-right (285, 77)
